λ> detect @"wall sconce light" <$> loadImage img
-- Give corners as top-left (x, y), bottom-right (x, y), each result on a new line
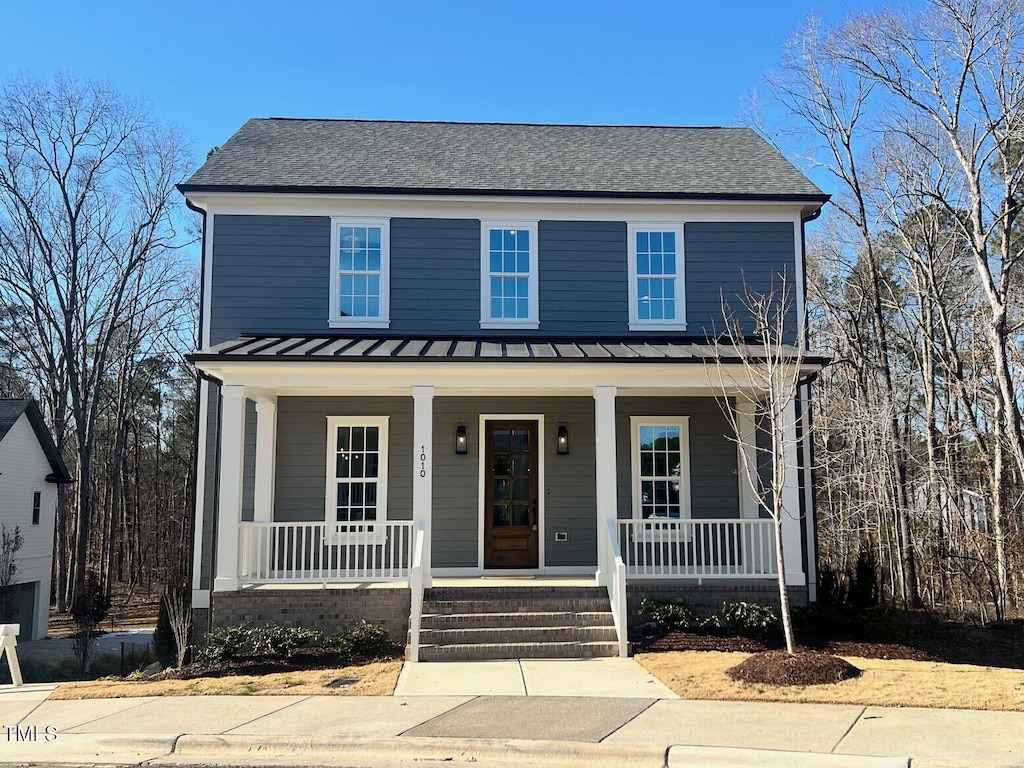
top-left (557, 424), bottom-right (569, 455)
top-left (455, 425), bottom-right (468, 455)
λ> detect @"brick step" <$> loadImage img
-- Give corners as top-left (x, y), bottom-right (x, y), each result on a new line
top-left (422, 598), bottom-right (611, 615)
top-left (423, 586), bottom-right (607, 601)
top-left (419, 625), bottom-right (619, 646)
top-left (417, 640), bottom-right (621, 661)
top-left (421, 611), bottom-right (613, 629)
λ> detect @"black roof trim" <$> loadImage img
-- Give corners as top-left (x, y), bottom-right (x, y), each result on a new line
top-left (176, 183), bottom-right (830, 204)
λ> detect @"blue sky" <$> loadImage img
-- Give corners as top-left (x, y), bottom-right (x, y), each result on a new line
top-left (2, 0), bottom-right (892, 166)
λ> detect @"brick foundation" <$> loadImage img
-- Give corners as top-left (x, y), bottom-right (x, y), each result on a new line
top-left (208, 587), bottom-right (411, 642)
top-left (627, 582), bottom-right (808, 619)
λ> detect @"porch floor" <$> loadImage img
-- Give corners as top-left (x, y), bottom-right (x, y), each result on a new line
top-left (231, 576), bottom-right (598, 590)
top-left (431, 576), bottom-right (596, 588)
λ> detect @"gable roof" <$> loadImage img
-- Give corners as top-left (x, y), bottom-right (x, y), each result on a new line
top-left (179, 119), bottom-right (828, 203)
top-left (0, 399), bottom-right (73, 483)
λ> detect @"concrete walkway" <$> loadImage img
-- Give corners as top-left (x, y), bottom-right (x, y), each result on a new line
top-left (394, 658), bottom-right (679, 697)
top-left (1, 660), bottom-right (1022, 767)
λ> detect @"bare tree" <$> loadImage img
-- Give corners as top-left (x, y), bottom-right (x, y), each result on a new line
top-left (834, 0), bottom-right (1024, 489)
top-left (710, 276), bottom-right (810, 655)
top-left (0, 73), bottom-right (194, 607)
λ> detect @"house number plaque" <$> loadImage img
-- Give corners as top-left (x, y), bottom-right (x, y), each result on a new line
top-left (420, 446), bottom-right (426, 477)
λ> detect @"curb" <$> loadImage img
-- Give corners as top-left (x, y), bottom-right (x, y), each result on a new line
top-left (667, 745), bottom-right (910, 768)
top-left (163, 734), bottom-right (668, 767)
top-left (0, 732), bottom-right (178, 765)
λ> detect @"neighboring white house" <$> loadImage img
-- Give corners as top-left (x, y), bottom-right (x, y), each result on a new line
top-left (0, 399), bottom-right (72, 641)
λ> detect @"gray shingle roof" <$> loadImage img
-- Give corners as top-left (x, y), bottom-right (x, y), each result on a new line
top-left (180, 119), bottom-right (827, 201)
top-left (0, 399), bottom-right (73, 482)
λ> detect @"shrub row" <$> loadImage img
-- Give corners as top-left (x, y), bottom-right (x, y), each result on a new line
top-left (194, 621), bottom-right (398, 666)
top-left (640, 599), bottom-right (780, 636)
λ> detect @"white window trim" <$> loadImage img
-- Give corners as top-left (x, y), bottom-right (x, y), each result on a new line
top-left (324, 416), bottom-right (390, 537)
top-left (480, 220), bottom-right (540, 329)
top-left (627, 222), bottom-right (687, 331)
top-left (329, 217), bottom-right (391, 329)
top-left (630, 416), bottom-right (692, 522)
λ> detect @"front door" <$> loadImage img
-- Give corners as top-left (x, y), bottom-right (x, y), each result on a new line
top-left (484, 420), bottom-right (539, 568)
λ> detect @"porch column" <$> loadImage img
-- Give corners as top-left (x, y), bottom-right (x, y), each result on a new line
top-left (214, 385), bottom-right (246, 592)
top-left (780, 392), bottom-right (806, 586)
top-left (735, 399), bottom-right (760, 519)
top-left (253, 398), bottom-right (277, 523)
top-left (412, 386), bottom-right (434, 587)
top-left (594, 386), bottom-right (617, 587)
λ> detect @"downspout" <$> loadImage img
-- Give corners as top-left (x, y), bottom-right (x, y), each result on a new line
top-left (184, 196), bottom-right (211, 637)
top-left (799, 205), bottom-right (824, 602)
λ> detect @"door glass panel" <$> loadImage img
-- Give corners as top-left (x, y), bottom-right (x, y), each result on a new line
top-left (513, 503), bottom-right (530, 526)
top-left (493, 479), bottom-right (510, 501)
top-left (511, 454), bottom-right (529, 476)
top-left (492, 454), bottom-right (509, 476)
top-left (493, 430), bottom-right (510, 451)
top-left (512, 479), bottom-right (530, 501)
top-left (493, 504), bottom-right (510, 526)
top-left (511, 429), bottom-right (529, 452)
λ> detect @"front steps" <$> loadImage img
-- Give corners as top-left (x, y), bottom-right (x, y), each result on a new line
top-left (412, 586), bottom-right (621, 661)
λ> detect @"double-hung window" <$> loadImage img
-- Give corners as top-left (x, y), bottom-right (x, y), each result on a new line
top-left (628, 224), bottom-right (686, 330)
top-left (481, 221), bottom-right (539, 328)
top-left (32, 491), bottom-right (41, 525)
top-left (330, 218), bottom-right (390, 328)
top-left (631, 417), bottom-right (691, 521)
top-left (326, 417), bottom-right (389, 531)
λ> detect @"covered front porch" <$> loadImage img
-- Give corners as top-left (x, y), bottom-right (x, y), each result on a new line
top-left (192, 335), bottom-right (817, 658)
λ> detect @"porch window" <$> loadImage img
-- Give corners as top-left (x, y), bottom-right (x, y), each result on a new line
top-left (326, 417), bottom-right (389, 527)
top-left (630, 417), bottom-right (691, 520)
top-left (481, 221), bottom-right (539, 328)
top-left (627, 224), bottom-right (686, 330)
top-left (329, 218), bottom-right (390, 328)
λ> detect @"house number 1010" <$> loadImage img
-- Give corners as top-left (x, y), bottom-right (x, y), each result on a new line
top-left (420, 446), bottom-right (426, 477)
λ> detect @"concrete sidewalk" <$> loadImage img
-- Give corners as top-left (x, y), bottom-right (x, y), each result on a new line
top-left (1, 660), bottom-right (1022, 767)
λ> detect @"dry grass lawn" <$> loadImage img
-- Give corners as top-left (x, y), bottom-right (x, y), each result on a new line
top-left (49, 660), bottom-right (402, 699)
top-left (637, 651), bottom-right (1024, 711)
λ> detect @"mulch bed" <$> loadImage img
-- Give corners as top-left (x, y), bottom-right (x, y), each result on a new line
top-left (641, 630), bottom-right (937, 661)
top-left (166, 649), bottom-right (394, 680)
top-left (636, 614), bottom-right (1024, 669)
top-left (727, 650), bottom-right (862, 686)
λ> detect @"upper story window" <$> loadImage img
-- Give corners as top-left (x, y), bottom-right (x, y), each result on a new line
top-left (32, 491), bottom-right (41, 525)
top-left (330, 218), bottom-right (390, 328)
top-left (628, 224), bottom-right (686, 331)
top-left (481, 221), bottom-right (539, 329)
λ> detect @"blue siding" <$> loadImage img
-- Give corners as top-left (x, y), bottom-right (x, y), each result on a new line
top-left (206, 215), bottom-right (798, 342)
top-left (210, 215), bottom-right (331, 345)
top-left (538, 221), bottom-right (628, 333)
top-left (390, 218), bottom-right (480, 333)
top-left (684, 222), bottom-right (797, 341)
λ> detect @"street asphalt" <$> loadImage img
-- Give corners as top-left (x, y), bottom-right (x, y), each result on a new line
top-left (0, 658), bottom-right (1021, 767)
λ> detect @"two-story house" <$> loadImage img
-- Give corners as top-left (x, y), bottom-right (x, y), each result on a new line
top-left (182, 119), bottom-right (828, 660)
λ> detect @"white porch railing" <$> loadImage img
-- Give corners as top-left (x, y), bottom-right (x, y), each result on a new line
top-left (604, 519), bottom-right (629, 657)
top-left (238, 521), bottom-right (416, 583)
top-left (617, 519), bottom-right (777, 579)
top-left (407, 522), bottom-right (426, 662)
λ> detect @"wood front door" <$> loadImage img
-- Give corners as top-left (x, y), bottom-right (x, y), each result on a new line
top-left (484, 420), bottom-right (539, 569)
